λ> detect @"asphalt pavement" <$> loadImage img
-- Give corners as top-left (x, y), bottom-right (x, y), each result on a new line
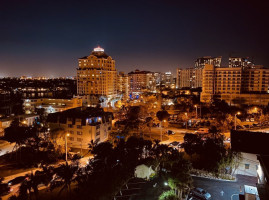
top-left (0, 140), bottom-right (15, 157)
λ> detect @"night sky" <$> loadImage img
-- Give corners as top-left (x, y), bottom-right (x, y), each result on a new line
top-left (1, 0), bottom-right (269, 77)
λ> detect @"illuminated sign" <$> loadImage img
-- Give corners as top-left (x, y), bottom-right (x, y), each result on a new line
top-left (93, 46), bottom-right (104, 52)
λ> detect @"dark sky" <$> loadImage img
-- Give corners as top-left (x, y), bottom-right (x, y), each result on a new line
top-left (0, 0), bottom-right (269, 77)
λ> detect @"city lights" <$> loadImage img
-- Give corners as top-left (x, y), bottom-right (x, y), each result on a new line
top-left (0, 1), bottom-right (268, 200)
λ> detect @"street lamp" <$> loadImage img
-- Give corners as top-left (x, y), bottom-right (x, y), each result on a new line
top-left (234, 112), bottom-right (241, 130)
top-left (65, 133), bottom-right (70, 162)
top-left (185, 113), bottom-right (188, 129)
top-left (195, 105), bottom-right (198, 119)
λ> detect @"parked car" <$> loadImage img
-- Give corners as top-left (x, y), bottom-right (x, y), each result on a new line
top-left (8, 176), bottom-right (27, 186)
top-left (167, 130), bottom-right (175, 135)
top-left (169, 141), bottom-right (181, 149)
top-left (190, 188), bottom-right (211, 200)
top-left (8, 176), bottom-right (29, 194)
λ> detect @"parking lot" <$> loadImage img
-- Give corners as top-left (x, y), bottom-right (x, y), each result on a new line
top-left (192, 175), bottom-right (257, 200)
top-left (114, 174), bottom-right (257, 200)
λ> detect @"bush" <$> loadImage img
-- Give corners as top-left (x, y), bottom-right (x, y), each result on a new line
top-left (159, 190), bottom-right (180, 200)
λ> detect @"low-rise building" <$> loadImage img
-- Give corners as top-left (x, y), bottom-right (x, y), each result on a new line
top-left (23, 97), bottom-right (82, 114)
top-left (47, 107), bottom-right (113, 150)
top-left (231, 130), bottom-right (269, 200)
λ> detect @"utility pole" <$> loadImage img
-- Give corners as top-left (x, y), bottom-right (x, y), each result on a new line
top-left (65, 133), bottom-right (70, 163)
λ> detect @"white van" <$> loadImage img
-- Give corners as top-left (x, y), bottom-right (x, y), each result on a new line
top-left (195, 128), bottom-right (209, 134)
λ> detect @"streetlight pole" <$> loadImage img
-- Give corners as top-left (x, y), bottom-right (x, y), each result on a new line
top-left (234, 112), bottom-right (240, 130)
top-left (65, 133), bottom-right (70, 163)
top-left (185, 113), bottom-right (188, 129)
top-left (200, 103), bottom-right (202, 119)
top-left (160, 121), bottom-right (162, 141)
top-left (160, 120), bottom-right (166, 141)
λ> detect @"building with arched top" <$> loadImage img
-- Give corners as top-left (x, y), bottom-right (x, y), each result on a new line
top-left (77, 46), bottom-right (117, 98)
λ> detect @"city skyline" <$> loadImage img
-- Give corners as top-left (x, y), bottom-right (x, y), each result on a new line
top-left (1, 0), bottom-right (269, 77)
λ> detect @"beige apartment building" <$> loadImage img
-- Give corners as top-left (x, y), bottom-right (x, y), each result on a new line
top-left (201, 64), bottom-right (269, 105)
top-left (117, 72), bottom-right (129, 97)
top-left (23, 97), bottom-right (82, 114)
top-left (77, 46), bottom-right (117, 97)
top-left (47, 107), bottom-right (113, 150)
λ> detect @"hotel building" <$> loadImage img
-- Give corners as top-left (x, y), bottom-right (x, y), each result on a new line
top-left (77, 46), bottom-right (117, 97)
top-left (201, 64), bottom-right (269, 105)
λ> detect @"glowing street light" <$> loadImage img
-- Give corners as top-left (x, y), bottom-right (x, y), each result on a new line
top-left (235, 112), bottom-right (241, 130)
top-left (185, 112), bottom-right (188, 129)
top-left (195, 105), bottom-right (198, 118)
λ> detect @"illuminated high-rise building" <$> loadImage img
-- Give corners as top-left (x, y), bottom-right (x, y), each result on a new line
top-left (229, 57), bottom-right (254, 68)
top-left (195, 56), bottom-right (222, 68)
top-left (77, 47), bottom-right (117, 97)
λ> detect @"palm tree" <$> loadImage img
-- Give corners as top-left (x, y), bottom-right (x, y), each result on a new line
top-left (50, 162), bottom-right (78, 199)
top-left (167, 160), bottom-right (193, 199)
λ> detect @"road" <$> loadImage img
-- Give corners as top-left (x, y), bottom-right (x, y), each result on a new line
top-left (192, 174), bottom-right (257, 200)
top-left (1, 156), bottom-right (91, 200)
top-left (0, 140), bottom-right (15, 156)
top-left (144, 127), bottom-right (194, 144)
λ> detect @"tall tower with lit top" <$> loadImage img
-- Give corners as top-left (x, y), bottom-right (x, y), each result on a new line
top-left (77, 46), bottom-right (117, 97)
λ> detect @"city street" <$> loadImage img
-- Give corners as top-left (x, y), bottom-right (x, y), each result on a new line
top-left (144, 127), bottom-right (194, 144)
top-left (0, 140), bottom-right (15, 157)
